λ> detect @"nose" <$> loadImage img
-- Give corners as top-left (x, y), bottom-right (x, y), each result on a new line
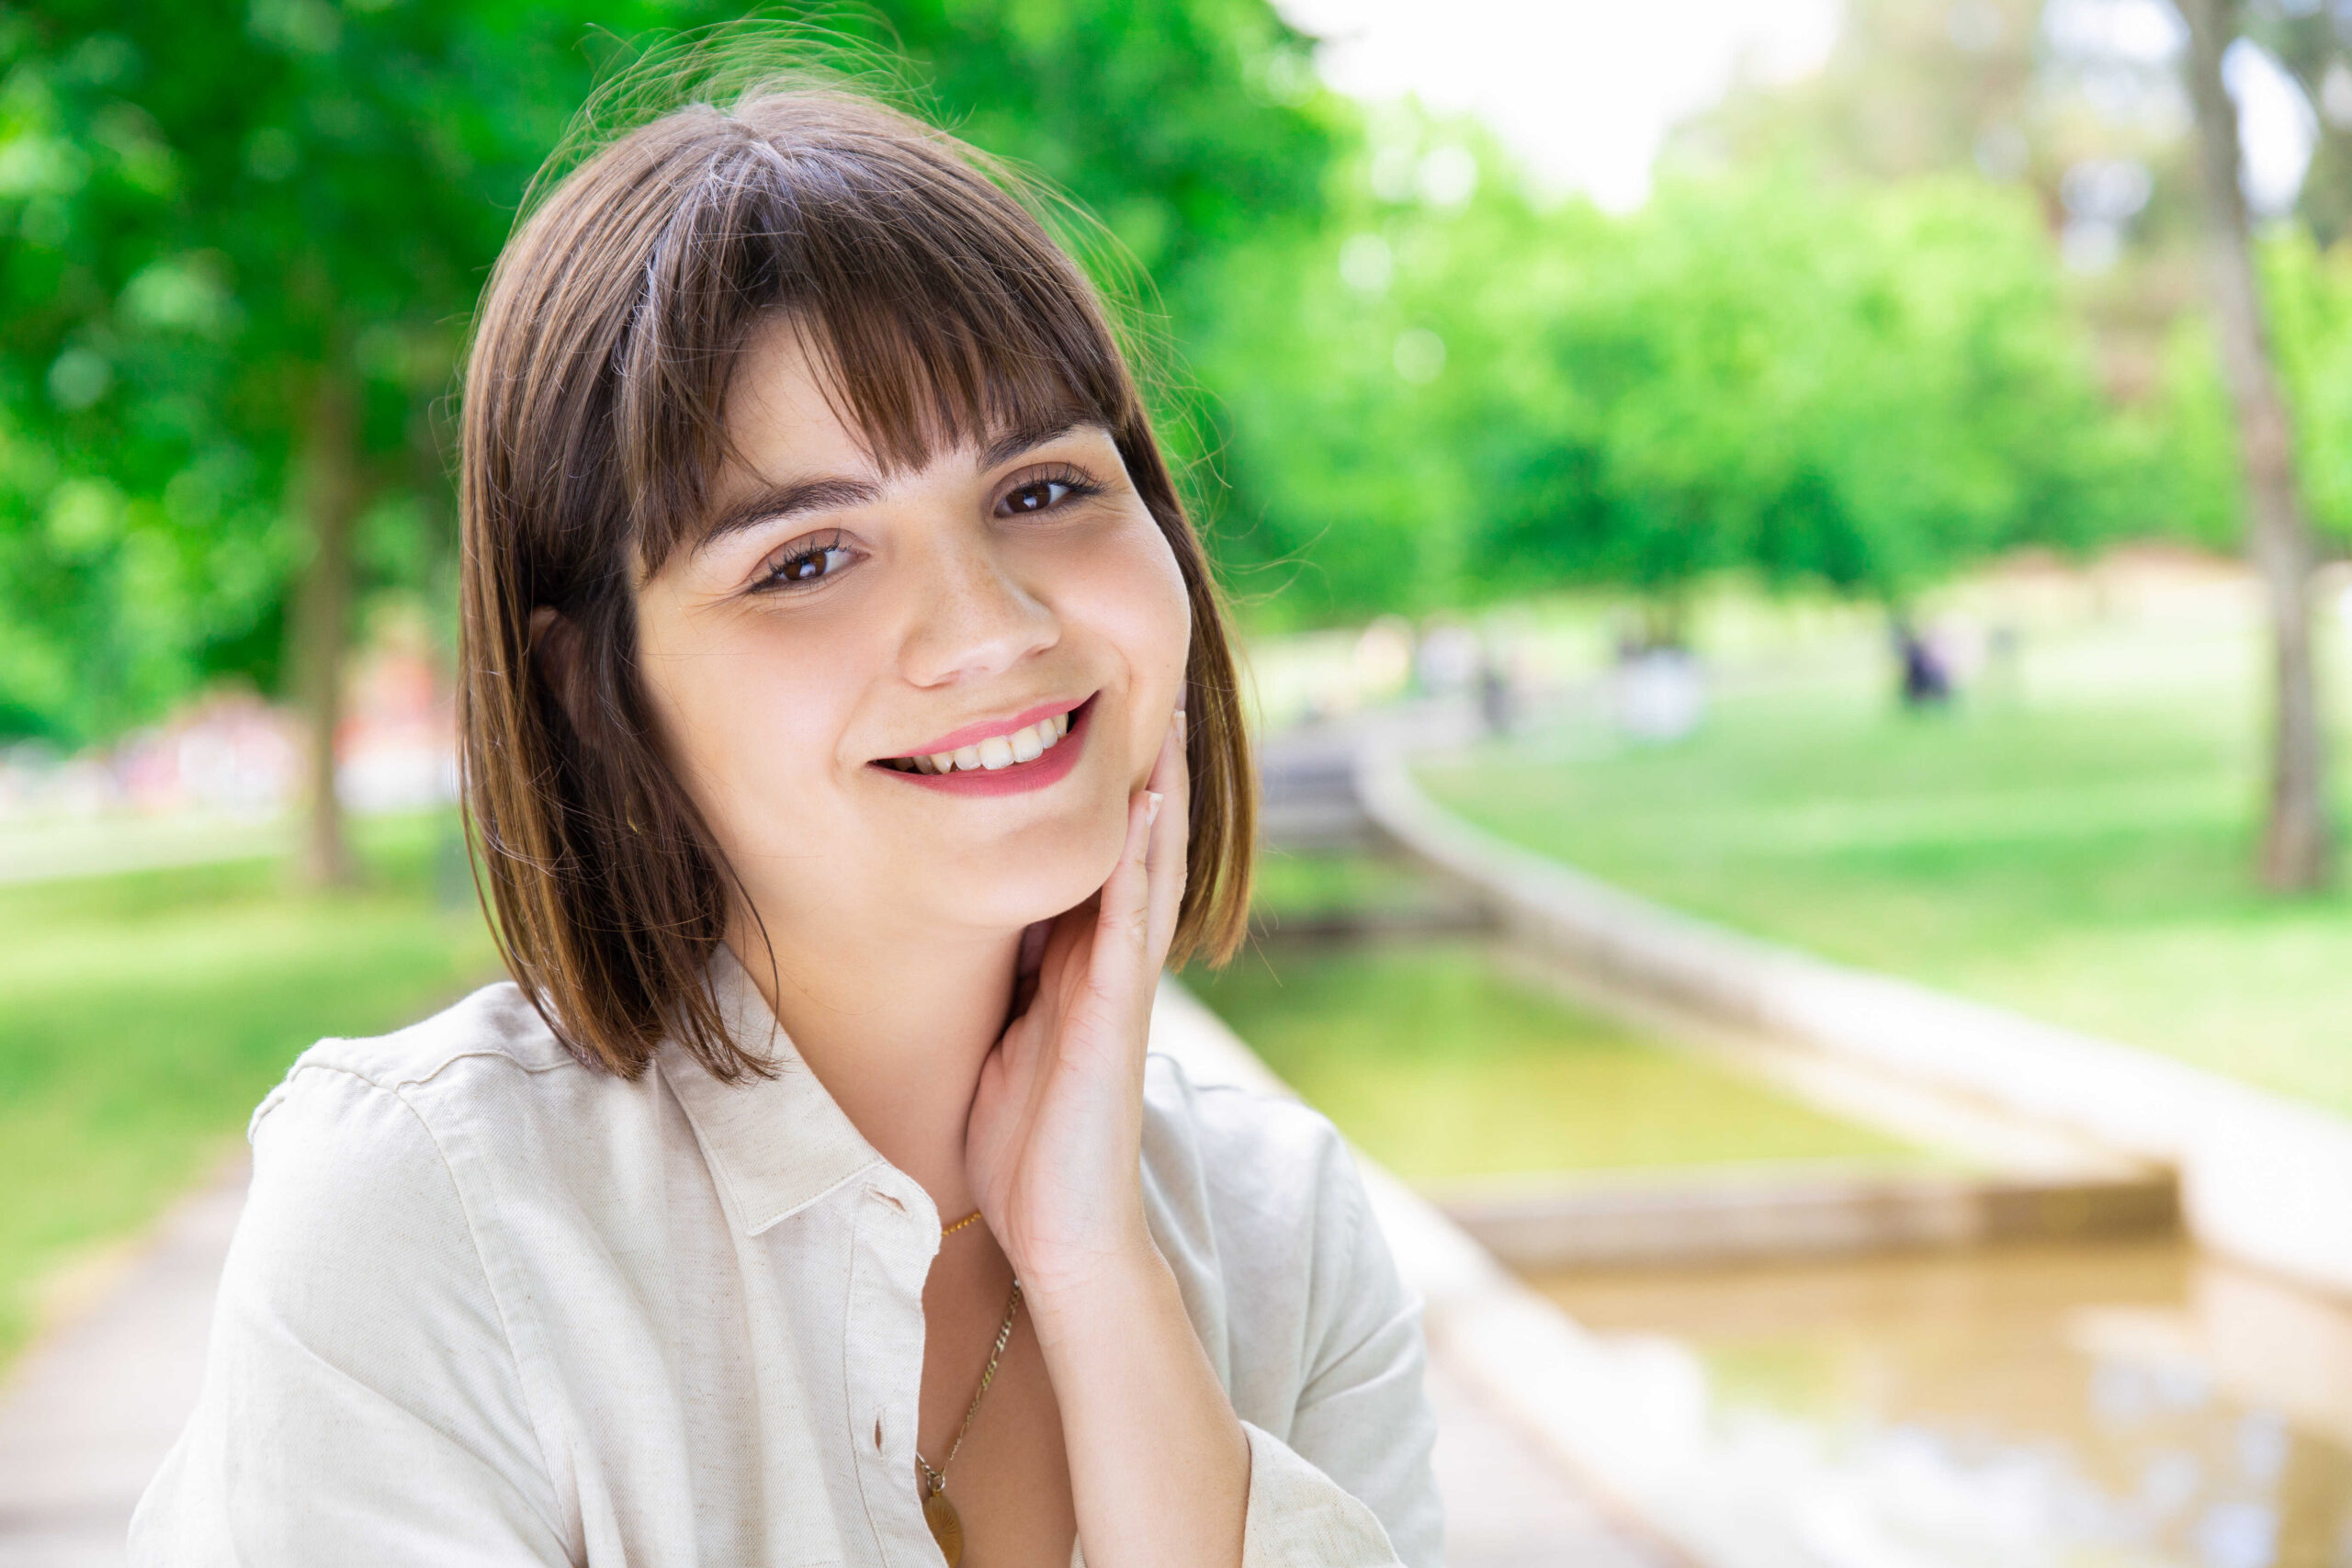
top-left (897, 527), bottom-right (1058, 688)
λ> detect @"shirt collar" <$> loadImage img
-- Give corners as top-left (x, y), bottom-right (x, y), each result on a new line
top-left (654, 944), bottom-right (889, 1236)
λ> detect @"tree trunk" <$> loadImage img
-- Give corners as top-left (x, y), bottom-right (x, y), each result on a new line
top-left (2178, 0), bottom-right (2334, 891)
top-left (288, 360), bottom-right (363, 888)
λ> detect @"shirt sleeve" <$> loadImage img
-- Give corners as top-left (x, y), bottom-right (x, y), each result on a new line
top-left (129, 1062), bottom-right (574, 1566)
top-left (1237, 1121), bottom-right (1444, 1568)
top-left (1238, 1420), bottom-right (1416, 1568)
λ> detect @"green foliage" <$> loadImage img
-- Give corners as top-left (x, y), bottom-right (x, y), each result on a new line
top-left (2125, 228), bottom-right (2352, 553)
top-left (2257, 228), bottom-right (2352, 544)
top-left (1183, 118), bottom-right (1590, 621)
top-left (2147, 315), bottom-right (2244, 550)
top-left (1508, 172), bottom-right (2131, 605)
top-left (874, 0), bottom-right (1334, 282)
top-left (1194, 132), bottom-right (2137, 626)
top-left (0, 0), bottom-right (628, 742)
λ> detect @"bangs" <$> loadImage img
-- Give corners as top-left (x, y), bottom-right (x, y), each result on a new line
top-left (612, 93), bottom-right (1138, 575)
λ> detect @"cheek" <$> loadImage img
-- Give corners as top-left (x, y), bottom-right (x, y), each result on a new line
top-left (1060, 519), bottom-right (1191, 752)
top-left (1126, 541), bottom-right (1193, 773)
top-left (634, 603), bottom-right (866, 863)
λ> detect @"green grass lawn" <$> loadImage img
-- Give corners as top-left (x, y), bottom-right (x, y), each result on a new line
top-left (1420, 606), bottom-right (2352, 1118)
top-left (1185, 936), bottom-right (1928, 1181)
top-left (0, 814), bottom-right (500, 1370)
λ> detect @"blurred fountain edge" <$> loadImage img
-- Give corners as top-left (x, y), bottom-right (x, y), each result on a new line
top-left (1353, 742), bottom-right (2352, 1307)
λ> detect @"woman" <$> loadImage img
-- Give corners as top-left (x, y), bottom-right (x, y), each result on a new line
top-left (131, 75), bottom-right (1441, 1568)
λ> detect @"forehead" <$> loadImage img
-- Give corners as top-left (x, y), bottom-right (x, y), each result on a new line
top-left (722, 320), bottom-right (872, 478)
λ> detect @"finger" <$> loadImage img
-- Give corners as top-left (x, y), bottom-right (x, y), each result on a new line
top-left (1081, 786), bottom-right (1159, 1027)
top-left (1040, 895), bottom-right (1094, 989)
top-left (1143, 704), bottom-right (1190, 967)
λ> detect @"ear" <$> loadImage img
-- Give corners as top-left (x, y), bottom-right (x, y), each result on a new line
top-left (528, 605), bottom-right (589, 738)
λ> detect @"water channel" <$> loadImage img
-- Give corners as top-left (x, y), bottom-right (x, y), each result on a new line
top-left (1540, 1240), bottom-right (2352, 1568)
top-left (1196, 846), bottom-right (2352, 1568)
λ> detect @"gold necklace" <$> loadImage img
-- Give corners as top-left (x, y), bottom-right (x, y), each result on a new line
top-left (914, 1279), bottom-right (1022, 1567)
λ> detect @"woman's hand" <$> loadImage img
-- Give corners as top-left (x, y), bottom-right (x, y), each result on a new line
top-left (965, 700), bottom-right (1191, 1298)
top-left (963, 701), bottom-right (1249, 1568)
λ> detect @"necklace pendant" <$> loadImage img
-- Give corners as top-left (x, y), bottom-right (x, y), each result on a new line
top-left (922, 1486), bottom-right (965, 1566)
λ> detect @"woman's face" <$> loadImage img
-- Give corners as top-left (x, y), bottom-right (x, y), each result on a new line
top-left (631, 321), bottom-right (1191, 950)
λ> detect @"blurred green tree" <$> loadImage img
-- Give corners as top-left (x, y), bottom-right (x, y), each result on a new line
top-left (0, 1), bottom-right (1333, 880)
top-left (2177, 0), bottom-right (2333, 890)
top-left (1487, 172), bottom-right (2131, 640)
top-left (1, 2), bottom-right (668, 882)
top-left (1192, 114), bottom-right (2130, 636)
top-left (1679, 0), bottom-right (2213, 404)
top-left (1622, 0), bottom-right (2340, 891)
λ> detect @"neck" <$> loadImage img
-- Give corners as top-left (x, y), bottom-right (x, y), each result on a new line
top-left (728, 913), bottom-right (1021, 1218)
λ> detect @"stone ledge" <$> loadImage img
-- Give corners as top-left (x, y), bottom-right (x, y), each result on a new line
top-left (1427, 1164), bottom-right (2177, 1270)
top-left (1358, 746), bottom-right (2352, 1301)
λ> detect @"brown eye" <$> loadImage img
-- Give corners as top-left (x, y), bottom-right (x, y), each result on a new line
top-left (763, 540), bottom-right (854, 589)
top-left (1003, 479), bottom-right (1071, 514)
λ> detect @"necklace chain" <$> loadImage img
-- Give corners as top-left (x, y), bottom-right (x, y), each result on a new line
top-left (914, 1279), bottom-right (1022, 1498)
top-left (941, 1209), bottom-right (984, 1239)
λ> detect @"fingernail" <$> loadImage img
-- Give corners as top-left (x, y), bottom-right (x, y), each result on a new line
top-left (1174, 707), bottom-right (1189, 743)
top-left (1145, 791), bottom-right (1164, 828)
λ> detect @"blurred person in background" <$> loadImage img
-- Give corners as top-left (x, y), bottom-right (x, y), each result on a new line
top-left (128, 71), bottom-right (1439, 1568)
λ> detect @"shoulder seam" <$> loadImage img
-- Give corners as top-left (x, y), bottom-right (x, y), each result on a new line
top-left (287, 1040), bottom-right (584, 1098)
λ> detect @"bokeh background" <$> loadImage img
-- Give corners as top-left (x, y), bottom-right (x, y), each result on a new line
top-left (8, 2), bottom-right (2352, 1565)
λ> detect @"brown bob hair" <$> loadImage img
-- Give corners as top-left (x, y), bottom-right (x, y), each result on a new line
top-left (459, 74), bottom-right (1255, 1082)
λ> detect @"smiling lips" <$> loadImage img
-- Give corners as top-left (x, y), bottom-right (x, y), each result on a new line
top-left (880, 708), bottom-right (1072, 775)
top-left (874, 697), bottom-right (1091, 795)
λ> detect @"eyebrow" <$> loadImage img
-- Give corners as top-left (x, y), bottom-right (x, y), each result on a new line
top-left (693, 418), bottom-right (1095, 554)
top-left (695, 478), bottom-right (881, 552)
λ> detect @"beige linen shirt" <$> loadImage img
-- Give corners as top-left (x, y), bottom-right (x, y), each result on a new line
top-left (130, 952), bottom-right (1442, 1567)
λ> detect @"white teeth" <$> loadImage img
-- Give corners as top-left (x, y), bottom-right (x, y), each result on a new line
top-left (891, 709), bottom-right (1080, 774)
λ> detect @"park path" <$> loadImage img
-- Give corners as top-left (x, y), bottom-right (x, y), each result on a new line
top-left (0, 1150), bottom-right (1664, 1568)
top-left (0, 818), bottom-right (286, 890)
top-left (0, 1158), bottom-right (245, 1568)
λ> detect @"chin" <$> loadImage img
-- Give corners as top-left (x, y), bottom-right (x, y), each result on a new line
top-left (950, 812), bottom-right (1131, 934)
